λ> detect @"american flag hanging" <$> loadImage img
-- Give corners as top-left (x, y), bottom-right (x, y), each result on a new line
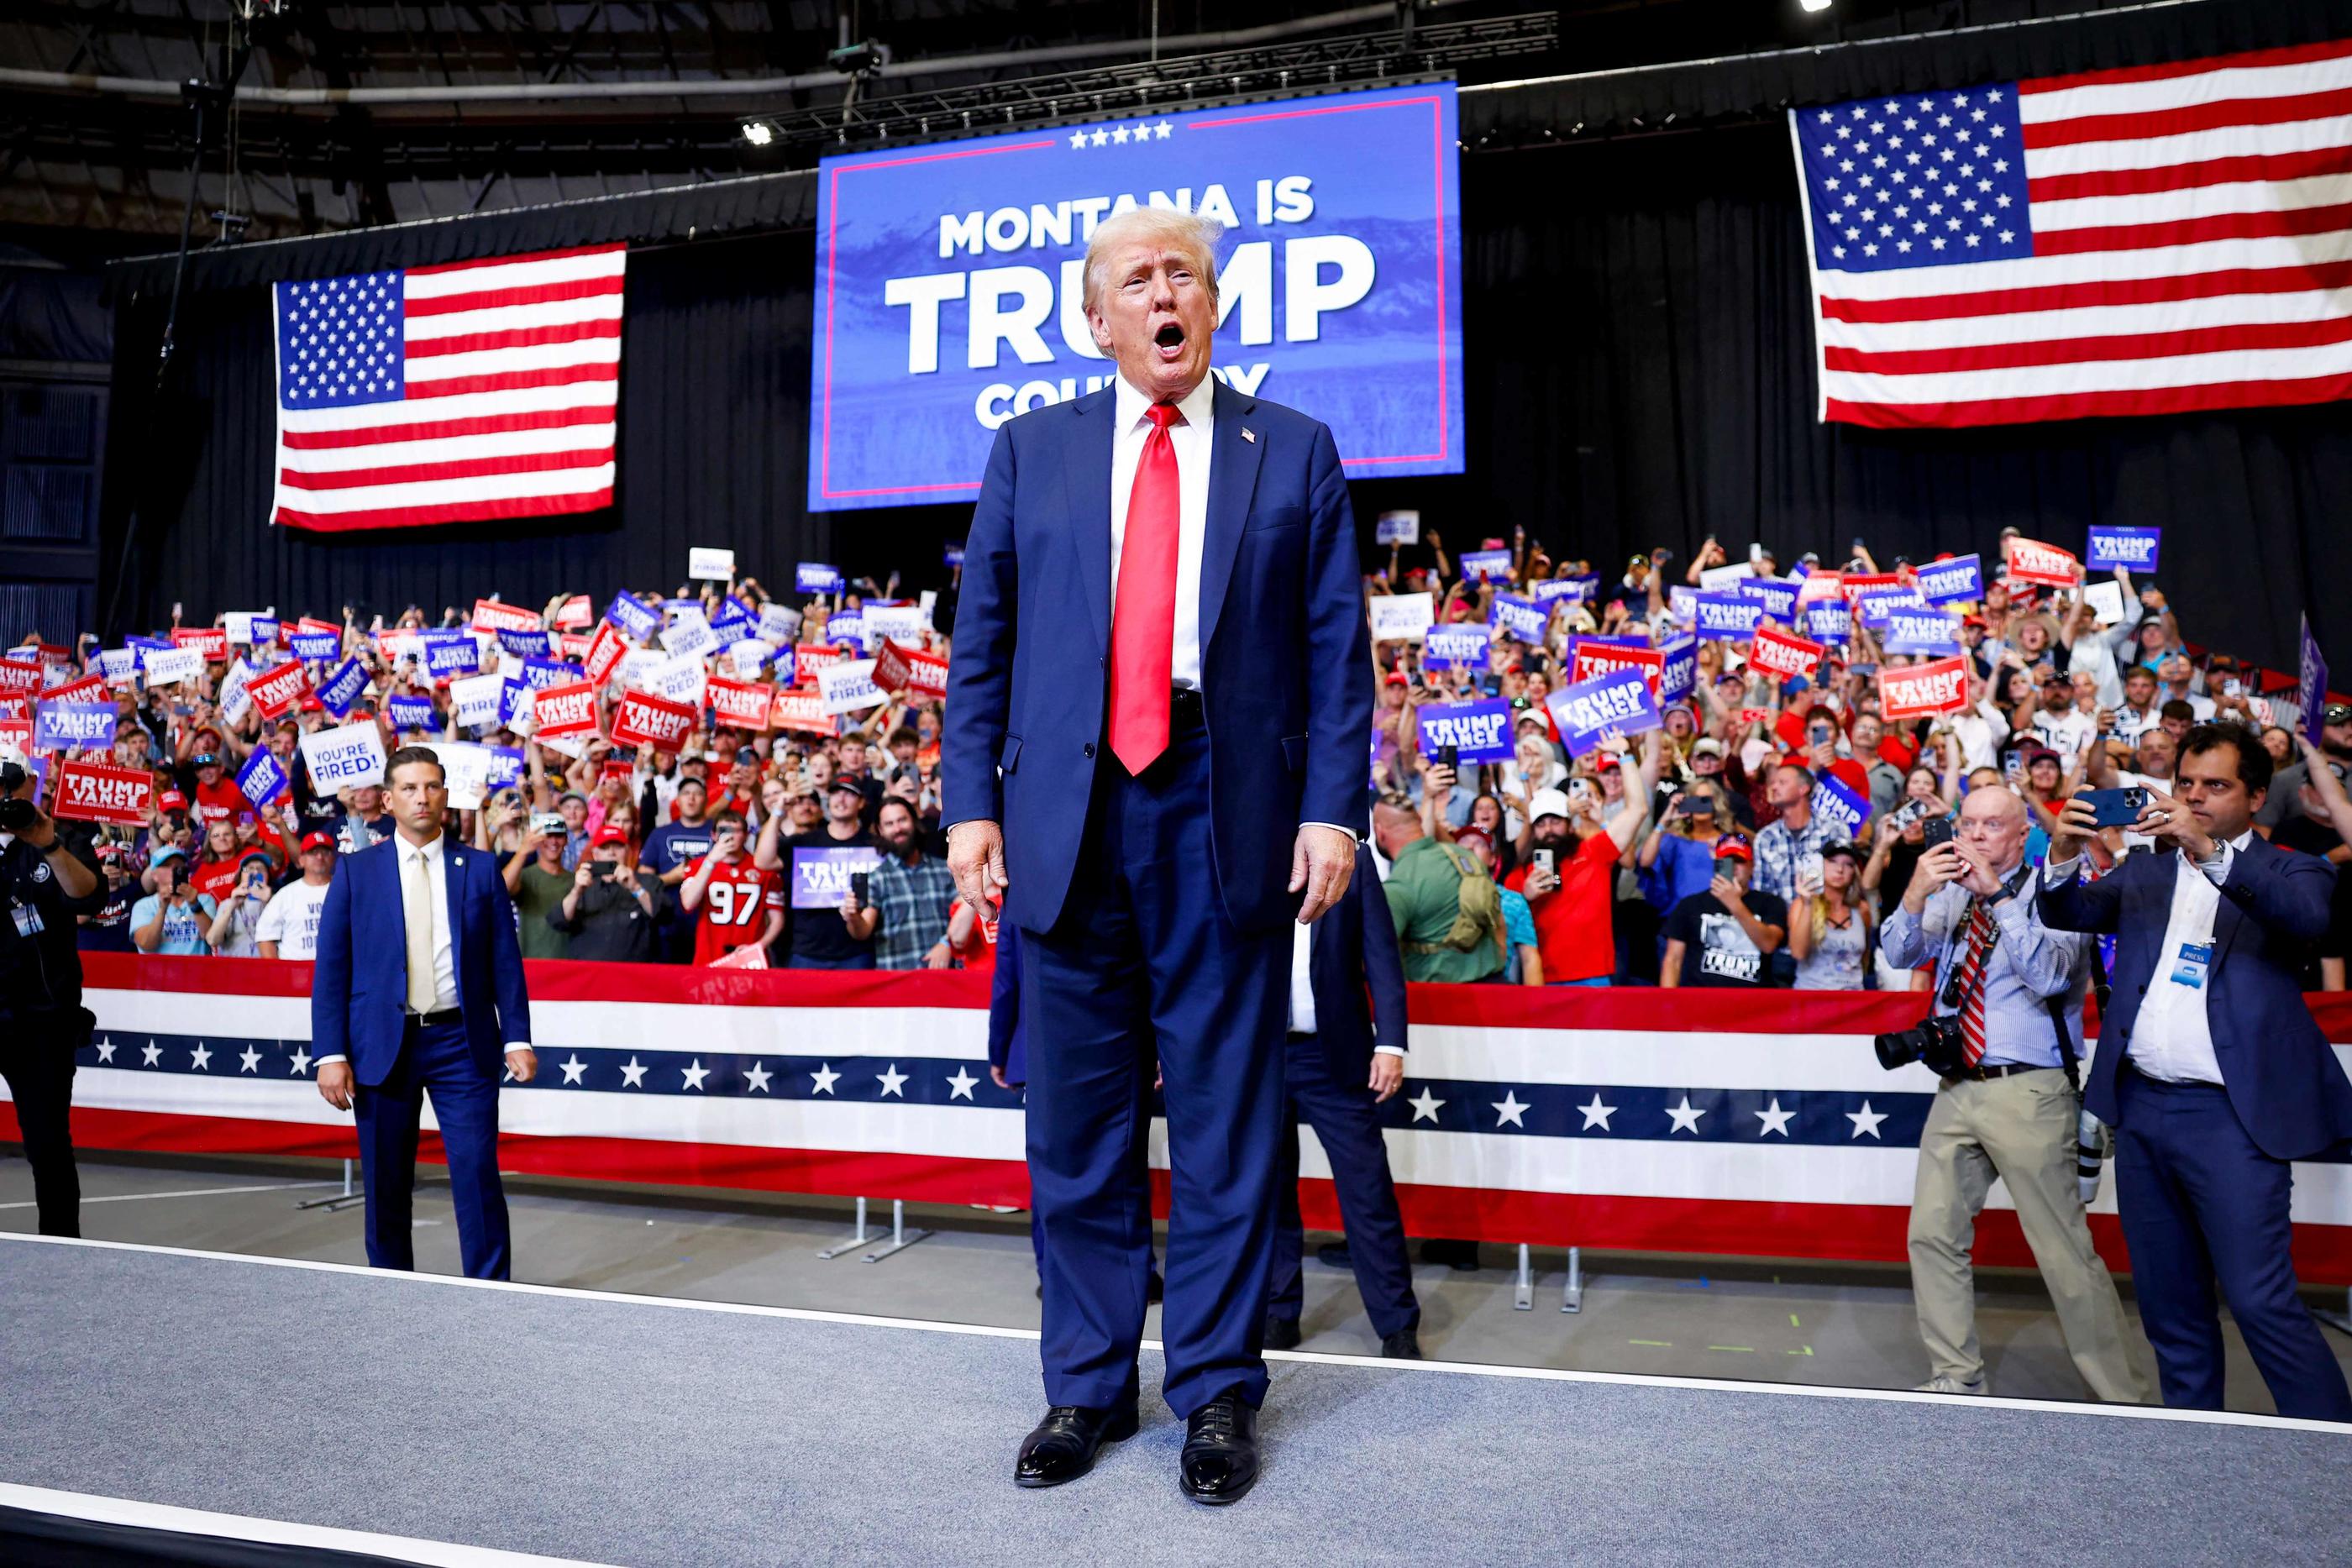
top-left (1792, 39), bottom-right (2352, 429)
top-left (270, 244), bottom-right (626, 531)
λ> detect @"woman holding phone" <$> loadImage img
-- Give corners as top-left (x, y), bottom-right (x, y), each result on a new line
top-left (1788, 842), bottom-right (1873, 990)
top-left (203, 851), bottom-right (276, 957)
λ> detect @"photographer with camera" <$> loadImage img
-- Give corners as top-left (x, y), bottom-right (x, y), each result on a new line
top-left (2041, 721), bottom-right (2352, 1420)
top-left (1, 752), bottom-right (103, 1236)
top-left (1879, 786), bottom-right (2147, 1403)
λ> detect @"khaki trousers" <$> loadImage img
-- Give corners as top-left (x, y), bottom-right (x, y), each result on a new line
top-left (1907, 1069), bottom-right (2150, 1403)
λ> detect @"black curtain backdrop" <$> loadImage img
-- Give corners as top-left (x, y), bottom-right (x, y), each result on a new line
top-left (97, 4), bottom-right (2352, 675)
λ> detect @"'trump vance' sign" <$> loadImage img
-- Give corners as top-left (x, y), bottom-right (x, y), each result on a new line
top-left (810, 83), bottom-right (1464, 510)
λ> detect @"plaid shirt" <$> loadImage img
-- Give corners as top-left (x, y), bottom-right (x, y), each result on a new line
top-left (869, 851), bottom-right (959, 970)
top-left (1751, 811), bottom-right (1835, 905)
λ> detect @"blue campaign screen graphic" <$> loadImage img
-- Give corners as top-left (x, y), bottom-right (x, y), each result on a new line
top-left (808, 82), bottom-right (1464, 511)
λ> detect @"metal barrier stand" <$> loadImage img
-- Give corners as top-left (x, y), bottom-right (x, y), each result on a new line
top-left (295, 1158), bottom-right (363, 1213)
top-left (1508, 1242), bottom-right (1584, 1314)
top-left (815, 1196), bottom-right (932, 1262)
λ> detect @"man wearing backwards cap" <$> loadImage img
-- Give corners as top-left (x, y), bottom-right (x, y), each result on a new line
top-left (257, 831), bottom-right (340, 961)
top-left (1660, 836), bottom-right (1788, 989)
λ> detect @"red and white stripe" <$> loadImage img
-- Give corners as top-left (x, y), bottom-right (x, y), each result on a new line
top-left (272, 244), bottom-right (625, 532)
top-left (1805, 39), bottom-right (2352, 428)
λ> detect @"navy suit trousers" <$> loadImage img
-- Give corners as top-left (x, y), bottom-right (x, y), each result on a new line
top-left (1021, 729), bottom-right (1287, 1418)
top-left (2114, 1066), bottom-right (2351, 1421)
top-left (354, 1015), bottom-right (512, 1281)
top-left (1269, 1030), bottom-right (1420, 1339)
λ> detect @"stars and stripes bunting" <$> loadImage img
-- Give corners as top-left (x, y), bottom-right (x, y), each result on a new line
top-left (270, 244), bottom-right (626, 532)
top-left (1793, 39), bottom-right (2352, 428)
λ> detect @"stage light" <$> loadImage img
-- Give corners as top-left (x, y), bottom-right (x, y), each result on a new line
top-left (1799, 0), bottom-right (1833, 12)
top-left (741, 121), bottom-right (774, 146)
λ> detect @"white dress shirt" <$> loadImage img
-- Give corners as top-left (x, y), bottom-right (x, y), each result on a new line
top-left (1108, 373), bottom-right (1215, 690)
top-left (2045, 829), bottom-right (2249, 1087)
top-left (1284, 909), bottom-right (1404, 1057)
top-left (315, 830), bottom-right (529, 1067)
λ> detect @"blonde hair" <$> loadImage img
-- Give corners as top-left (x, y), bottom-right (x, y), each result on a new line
top-left (1081, 207), bottom-right (1226, 317)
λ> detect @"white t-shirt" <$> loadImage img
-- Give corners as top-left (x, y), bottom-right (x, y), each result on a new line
top-left (254, 878), bottom-right (333, 959)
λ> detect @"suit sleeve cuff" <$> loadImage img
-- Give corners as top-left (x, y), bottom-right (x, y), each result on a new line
top-left (2194, 842), bottom-right (2233, 886)
top-left (1373, 1044), bottom-right (1404, 1058)
top-left (504, 1041), bottom-right (533, 1052)
top-left (312, 1054), bottom-right (347, 1067)
top-left (2042, 855), bottom-right (2082, 887)
top-left (1301, 821), bottom-right (1361, 837)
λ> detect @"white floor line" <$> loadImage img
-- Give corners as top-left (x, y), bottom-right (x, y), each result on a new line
top-left (0, 1481), bottom-right (614, 1568)
top-left (0, 1180), bottom-right (337, 1211)
top-left (7, 1233), bottom-right (2347, 1437)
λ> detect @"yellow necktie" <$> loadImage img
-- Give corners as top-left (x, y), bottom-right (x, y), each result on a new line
top-left (404, 848), bottom-right (438, 1015)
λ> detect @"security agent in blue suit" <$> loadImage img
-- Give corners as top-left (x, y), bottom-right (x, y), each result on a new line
top-left (1266, 839), bottom-right (1421, 1358)
top-left (313, 747), bottom-right (537, 1281)
top-left (2040, 723), bottom-right (2352, 1420)
top-left (944, 207), bottom-right (1369, 1502)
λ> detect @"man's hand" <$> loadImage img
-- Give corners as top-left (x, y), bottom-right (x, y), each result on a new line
top-left (922, 941), bottom-right (954, 971)
top-left (948, 819), bottom-right (1008, 922)
top-left (1954, 842), bottom-right (2005, 898)
top-left (1368, 1054), bottom-right (1403, 1104)
top-left (1521, 861), bottom-right (1561, 899)
top-left (317, 1061), bottom-right (355, 1111)
top-left (2051, 794), bottom-right (2103, 862)
top-left (2133, 783), bottom-right (2215, 862)
top-left (505, 1047), bottom-right (538, 1083)
top-left (573, 862), bottom-right (596, 889)
top-left (1709, 874), bottom-right (1747, 914)
top-left (1289, 824), bottom-right (1357, 923)
top-left (1905, 842), bottom-right (1966, 911)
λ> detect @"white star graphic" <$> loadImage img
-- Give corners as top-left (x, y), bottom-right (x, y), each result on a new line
top-left (1756, 1098), bottom-right (1795, 1137)
top-left (877, 1064), bottom-right (908, 1098)
top-left (142, 1040), bottom-right (163, 1067)
top-left (1153, 120), bottom-right (1171, 138)
top-left (1110, 124), bottom-right (1131, 144)
top-left (743, 1062), bottom-right (773, 1093)
top-left (1848, 1099), bottom-right (1888, 1140)
top-left (681, 1058), bottom-right (711, 1092)
top-left (937, 1065), bottom-right (976, 1103)
top-left (811, 1062), bottom-right (841, 1095)
top-left (190, 1043), bottom-right (213, 1071)
top-left (1068, 128), bottom-right (1088, 149)
top-left (1408, 1087), bottom-right (1445, 1124)
top-left (288, 1047), bottom-right (312, 1075)
top-left (239, 1045), bottom-right (262, 1073)
top-left (1090, 128), bottom-right (1109, 146)
top-left (559, 1054), bottom-right (587, 1085)
top-left (94, 1037), bottom-right (116, 1063)
top-left (619, 1056), bottom-right (648, 1088)
top-left (1577, 1093), bottom-right (1617, 1131)
top-left (1665, 1094), bottom-right (1705, 1135)
top-left (1492, 1091), bottom-right (1529, 1129)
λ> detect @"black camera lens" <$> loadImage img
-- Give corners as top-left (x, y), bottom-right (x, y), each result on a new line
top-left (1873, 1030), bottom-right (1925, 1072)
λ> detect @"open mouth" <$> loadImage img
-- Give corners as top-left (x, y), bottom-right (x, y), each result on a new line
top-left (1152, 322), bottom-right (1186, 359)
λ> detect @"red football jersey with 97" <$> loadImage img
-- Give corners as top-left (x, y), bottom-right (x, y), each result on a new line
top-left (687, 853), bottom-right (782, 965)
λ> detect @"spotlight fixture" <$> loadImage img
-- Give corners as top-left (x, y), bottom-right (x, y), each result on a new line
top-left (741, 120), bottom-right (774, 147)
top-left (1799, 0), bottom-right (1833, 12)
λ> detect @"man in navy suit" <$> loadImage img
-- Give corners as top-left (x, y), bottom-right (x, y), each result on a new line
top-left (946, 206), bottom-right (1368, 1502)
top-left (314, 746), bottom-right (537, 1281)
top-left (2041, 722), bottom-right (2352, 1419)
top-left (1266, 838), bottom-right (1420, 1360)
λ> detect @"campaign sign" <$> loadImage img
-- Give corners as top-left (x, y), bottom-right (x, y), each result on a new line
top-left (51, 761), bottom-right (152, 826)
top-left (290, 632), bottom-right (341, 662)
top-left (689, 546), bottom-right (737, 582)
top-left (943, 542), bottom-right (967, 569)
top-left (770, 690), bottom-right (837, 737)
top-left (1736, 576), bottom-right (1799, 621)
top-left (1881, 609), bottom-right (1963, 657)
top-left (819, 658), bottom-right (886, 715)
top-left (1415, 700), bottom-right (1513, 765)
top-left (1803, 602), bottom-right (1853, 645)
top-left (659, 611), bottom-right (720, 662)
top-left (498, 679), bottom-right (534, 730)
top-left (1797, 570), bottom-right (1845, 606)
top-left (423, 634), bottom-right (480, 679)
top-left (1375, 510), bottom-right (1420, 546)
top-left (582, 621), bottom-right (629, 689)
top-left (605, 592), bottom-right (660, 642)
top-left (707, 675), bottom-right (775, 732)
top-left (530, 680), bottom-right (601, 741)
top-left (316, 657), bottom-right (369, 718)
top-left (614, 648), bottom-right (666, 692)
top-left (725, 640), bottom-right (774, 681)
top-left (2086, 525), bottom-right (2160, 573)
top-left (1489, 595), bottom-right (1547, 644)
top-left (1810, 774), bottom-right (1870, 839)
top-left (173, 626), bottom-right (230, 662)
top-left (486, 746), bottom-right (528, 791)
top-left (223, 611), bottom-right (273, 647)
top-left (811, 82), bottom-right (1462, 511)
top-left (610, 690), bottom-right (698, 753)
top-left (1748, 626), bottom-right (1826, 683)
top-left (0, 658), bottom-right (41, 703)
top-left (826, 614), bottom-right (866, 648)
top-left (521, 657), bottom-right (583, 693)
top-left (237, 747), bottom-right (290, 808)
top-left (1548, 668), bottom-right (1662, 759)
top-left (47, 674), bottom-right (104, 705)
top-left (450, 671), bottom-right (507, 731)
top-left (795, 642), bottom-right (852, 689)
top-left (2300, 615), bottom-right (2330, 745)
top-left (1457, 549), bottom-right (1513, 584)
top-left (796, 563), bottom-right (844, 595)
top-left (1659, 637), bottom-right (1698, 701)
top-left (1691, 592), bottom-right (1766, 641)
top-left (1368, 592), bottom-right (1434, 644)
top-left (427, 742), bottom-right (495, 811)
top-left (33, 700), bottom-right (113, 754)
top-left (1856, 587), bottom-right (1929, 628)
top-left (864, 604), bottom-right (927, 650)
top-left (249, 660), bottom-right (311, 721)
top-left (790, 844), bottom-right (885, 909)
top-left (1914, 553), bottom-right (1983, 606)
top-left (874, 638), bottom-right (951, 700)
top-left (647, 653), bottom-right (709, 706)
top-left (2004, 535), bottom-right (2081, 588)
top-left (386, 694), bottom-right (437, 732)
top-left (1880, 657), bottom-right (1971, 720)
top-left (471, 598), bottom-right (543, 637)
top-left (1422, 626), bottom-right (1489, 671)
top-left (141, 648), bottom-right (204, 689)
top-left (767, 644), bottom-right (798, 687)
top-left (757, 601), bottom-right (801, 646)
top-left (497, 626), bottom-right (552, 659)
top-left (554, 595), bottom-right (593, 631)
top-left (1569, 639), bottom-right (1664, 697)
top-left (299, 723), bottom-right (387, 791)
top-left (97, 648), bottom-right (139, 684)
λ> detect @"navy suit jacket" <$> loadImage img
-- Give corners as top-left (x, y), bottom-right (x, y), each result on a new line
top-left (312, 836), bottom-right (533, 1087)
top-left (1300, 843), bottom-right (1409, 1082)
top-left (2038, 835), bottom-right (2352, 1161)
top-left (986, 919), bottom-right (1027, 1090)
top-left (942, 379), bottom-right (1371, 936)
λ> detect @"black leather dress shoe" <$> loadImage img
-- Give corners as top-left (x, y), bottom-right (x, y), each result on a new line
top-left (1015, 1401), bottom-right (1139, 1489)
top-left (1380, 1329), bottom-right (1423, 1360)
top-left (1263, 1316), bottom-right (1302, 1351)
top-left (1179, 1388), bottom-right (1260, 1504)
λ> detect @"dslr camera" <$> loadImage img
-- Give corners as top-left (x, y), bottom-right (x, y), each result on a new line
top-left (0, 754), bottom-right (37, 834)
top-left (1874, 1014), bottom-right (1970, 1076)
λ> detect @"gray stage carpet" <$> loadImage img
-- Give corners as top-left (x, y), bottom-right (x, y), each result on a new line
top-left (3, 1237), bottom-right (2344, 1566)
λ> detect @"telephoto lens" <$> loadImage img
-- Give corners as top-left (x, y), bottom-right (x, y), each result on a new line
top-left (2076, 1108), bottom-right (2111, 1204)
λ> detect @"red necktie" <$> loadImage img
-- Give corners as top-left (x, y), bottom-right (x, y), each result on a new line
top-left (1954, 900), bottom-right (1996, 1066)
top-left (1108, 403), bottom-right (1182, 775)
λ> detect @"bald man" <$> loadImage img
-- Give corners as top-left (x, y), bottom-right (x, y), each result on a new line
top-left (1881, 785), bottom-right (2148, 1404)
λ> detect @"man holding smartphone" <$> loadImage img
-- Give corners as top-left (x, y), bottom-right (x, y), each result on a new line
top-left (681, 810), bottom-right (784, 966)
top-left (551, 825), bottom-right (667, 962)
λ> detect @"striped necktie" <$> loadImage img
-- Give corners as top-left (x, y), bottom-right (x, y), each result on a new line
top-left (1952, 899), bottom-right (1997, 1066)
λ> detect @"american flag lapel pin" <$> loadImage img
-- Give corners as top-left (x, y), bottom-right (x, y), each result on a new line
top-left (1241, 427), bottom-right (1256, 443)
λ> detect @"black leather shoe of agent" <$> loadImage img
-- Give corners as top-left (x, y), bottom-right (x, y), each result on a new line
top-left (1178, 1388), bottom-right (1261, 1505)
top-left (1263, 1315), bottom-right (1302, 1351)
top-left (1015, 1402), bottom-right (1141, 1489)
top-left (1380, 1329), bottom-right (1423, 1360)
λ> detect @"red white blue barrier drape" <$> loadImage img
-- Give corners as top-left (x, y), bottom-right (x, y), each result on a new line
top-left (13, 955), bottom-right (2351, 1283)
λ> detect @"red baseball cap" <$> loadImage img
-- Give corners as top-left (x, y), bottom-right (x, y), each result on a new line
top-left (159, 789), bottom-right (188, 813)
top-left (1713, 836), bottom-right (1754, 862)
top-left (298, 831), bottom-right (336, 853)
top-left (590, 823), bottom-right (630, 847)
